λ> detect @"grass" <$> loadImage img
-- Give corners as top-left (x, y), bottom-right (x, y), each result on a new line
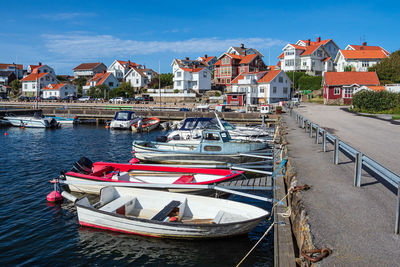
top-left (392, 115), bottom-right (400, 120)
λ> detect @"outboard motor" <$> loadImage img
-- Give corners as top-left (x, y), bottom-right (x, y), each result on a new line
top-left (71, 157), bottom-right (93, 174)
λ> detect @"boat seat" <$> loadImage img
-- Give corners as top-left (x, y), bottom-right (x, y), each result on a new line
top-left (91, 165), bottom-right (114, 177)
top-left (212, 211), bottom-right (226, 224)
top-left (99, 196), bottom-right (135, 213)
top-left (173, 175), bottom-right (194, 184)
top-left (151, 200), bottom-right (181, 221)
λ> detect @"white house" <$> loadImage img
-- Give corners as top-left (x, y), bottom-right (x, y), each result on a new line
top-left (196, 55), bottom-right (218, 71)
top-left (82, 72), bottom-right (119, 95)
top-left (335, 42), bottom-right (389, 72)
top-left (226, 44), bottom-right (263, 57)
top-left (21, 64), bottom-right (58, 97)
top-left (42, 83), bottom-right (77, 99)
top-left (231, 70), bottom-right (292, 104)
top-left (171, 58), bottom-right (211, 92)
top-left (124, 67), bottom-right (148, 88)
top-left (73, 62), bottom-right (107, 79)
top-left (107, 60), bottom-right (140, 81)
top-left (279, 37), bottom-right (338, 75)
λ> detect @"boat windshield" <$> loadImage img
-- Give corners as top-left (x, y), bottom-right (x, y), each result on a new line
top-left (220, 132), bottom-right (230, 142)
top-left (114, 112), bottom-right (134, 120)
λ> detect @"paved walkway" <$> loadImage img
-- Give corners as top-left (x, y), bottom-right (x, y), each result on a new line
top-left (283, 104), bottom-right (400, 266)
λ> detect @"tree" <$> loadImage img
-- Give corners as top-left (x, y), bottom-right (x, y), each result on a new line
top-left (149, 73), bottom-right (173, 89)
top-left (87, 84), bottom-right (109, 99)
top-left (344, 66), bottom-right (353, 72)
top-left (285, 72), bottom-right (322, 90)
top-left (10, 79), bottom-right (22, 97)
top-left (72, 77), bottom-right (88, 96)
top-left (56, 75), bottom-right (67, 82)
top-left (369, 49), bottom-right (400, 84)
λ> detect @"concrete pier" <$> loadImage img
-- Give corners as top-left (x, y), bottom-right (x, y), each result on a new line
top-left (282, 104), bottom-right (400, 266)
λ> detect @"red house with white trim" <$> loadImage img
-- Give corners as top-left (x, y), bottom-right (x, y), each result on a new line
top-left (323, 72), bottom-right (380, 105)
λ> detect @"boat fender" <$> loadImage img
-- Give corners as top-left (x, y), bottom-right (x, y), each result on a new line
top-left (169, 216), bottom-right (178, 222)
top-left (61, 191), bottom-right (78, 203)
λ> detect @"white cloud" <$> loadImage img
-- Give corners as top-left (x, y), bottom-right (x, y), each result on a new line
top-left (42, 33), bottom-right (286, 60)
top-left (36, 12), bottom-right (96, 21)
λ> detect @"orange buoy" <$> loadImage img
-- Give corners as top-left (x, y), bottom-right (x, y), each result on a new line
top-left (105, 125), bottom-right (110, 129)
top-left (4, 132), bottom-right (7, 136)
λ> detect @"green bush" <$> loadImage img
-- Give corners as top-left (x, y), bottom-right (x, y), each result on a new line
top-left (285, 71), bottom-right (322, 90)
top-left (352, 90), bottom-right (400, 113)
top-left (173, 89), bottom-right (179, 93)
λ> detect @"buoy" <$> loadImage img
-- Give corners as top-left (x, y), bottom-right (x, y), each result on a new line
top-left (4, 132), bottom-right (7, 136)
top-left (105, 125), bottom-right (110, 129)
top-left (129, 158), bottom-right (140, 164)
top-left (46, 190), bottom-right (63, 202)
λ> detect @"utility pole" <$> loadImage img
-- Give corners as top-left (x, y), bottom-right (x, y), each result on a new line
top-left (159, 60), bottom-right (161, 109)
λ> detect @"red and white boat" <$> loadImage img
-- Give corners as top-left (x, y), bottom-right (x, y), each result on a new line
top-left (131, 117), bottom-right (160, 132)
top-left (62, 157), bottom-right (244, 195)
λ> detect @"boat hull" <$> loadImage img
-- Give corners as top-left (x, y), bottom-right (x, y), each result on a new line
top-left (131, 117), bottom-right (160, 132)
top-left (75, 187), bottom-right (269, 239)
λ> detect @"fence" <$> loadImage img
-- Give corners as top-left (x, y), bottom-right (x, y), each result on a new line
top-left (290, 108), bottom-right (400, 234)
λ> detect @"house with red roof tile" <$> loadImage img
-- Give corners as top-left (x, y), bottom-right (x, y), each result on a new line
top-left (196, 54), bottom-right (218, 71)
top-left (323, 71), bottom-right (380, 105)
top-left (171, 57), bottom-right (211, 92)
top-left (335, 42), bottom-right (389, 72)
top-left (21, 63), bottom-right (58, 97)
top-left (0, 63), bottom-right (24, 79)
top-left (42, 83), bottom-right (77, 99)
top-left (82, 72), bottom-right (119, 95)
top-left (214, 44), bottom-right (267, 89)
top-left (229, 70), bottom-right (292, 105)
top-left (73, 62), bottom-right (107, 79)
top-left (124, 67), bottom-right (150, 88)
top-left (279, 37), bottom-right (337, 75)
top-left (107, 60), bottom-right (141, 81)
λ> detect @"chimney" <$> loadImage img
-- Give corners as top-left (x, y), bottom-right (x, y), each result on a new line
top-left (362, 42), bottom-right (367, 46)
top-left (128, 60), bottom-right (131, 64)
top-left (306, 39), bottom-right (310, 46)
top-left (185, 57), bottom-right (189, 60)
top-left (317, 37), bottom-right (321, 42)
top-left (39, 62), bottom-right (42, 66)
top-left (241, 43), bottom-right (245, 49)
top-left (204, 54), bottom-right (208, 59)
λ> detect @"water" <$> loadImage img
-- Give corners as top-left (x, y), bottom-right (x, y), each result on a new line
top-left (0, 125), bottom-right (273, 266)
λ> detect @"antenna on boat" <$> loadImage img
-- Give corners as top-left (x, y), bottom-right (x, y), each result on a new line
top-left (213, 112), bottom-right (225, 130)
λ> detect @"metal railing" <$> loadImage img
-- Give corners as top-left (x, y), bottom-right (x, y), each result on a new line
top-left (289, 109), bottom-right (400, 234)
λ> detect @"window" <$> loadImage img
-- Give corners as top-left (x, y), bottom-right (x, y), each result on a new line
top-left (273, 87), bottom-right (277, 93)
top-left (285, 50), bottom-right (295, 56)
top-left (362, 61), bottom-right (369, 67)
top-left (259, 87), bottom-right (264, 93)
top-left (303, 61), bottom-right (307, 66)
top-left (65, 92), bottom-right (68, 96)
top-left (285, 59), bottom-right (294, 66)
top-left (334, 87), bottom-right (341, 95)
top-left (232, 95), bottom-right (238, 99)
top-left (46, 76), bottom-right (49, 81)
top-left (283, 87), bottom-right (288, 94)
top-left (176, 81), bottom-right (181, 86)
top-left (203, 72), bottom-right (207, 78)
top-left (136, 79), bottom-right (139, 84)
top-left (226, 79), bottom-right (230, 84)
top-left (24, 84), bottom-right (27, 89)
top-left (316, 50), bottom-right (323, 57)
top-left (176, 72), bottom-right (182, 77)
top-left (33, 84), bottom-right (36, 89)
top-left (109, 82), bottom-right (114, 87)
top-left (222, 57), bottom-right (230, 64)
top-left (279, 76), bottom-right (283, 83)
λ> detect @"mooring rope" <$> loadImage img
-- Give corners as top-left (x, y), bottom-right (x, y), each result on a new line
top-left (235, 222), bottom-right (275, 267)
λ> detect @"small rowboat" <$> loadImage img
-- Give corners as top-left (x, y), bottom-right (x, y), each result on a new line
top-left (63, 157), bottom-right (243, 195)
top-left (74, 186), bottom-right (269, 239)
top-left (131, 117), bottom-right (160, 132)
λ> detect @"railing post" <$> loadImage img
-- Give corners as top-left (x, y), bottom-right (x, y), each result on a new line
top-left (315, 126), bottom-right (320, 144)
top-left (322, 131), bottom-right (327, 152)
top-left (396, 183), bottom-right (400, 234)
top-left (334, 138), bottom-right (339, 164)
top-left (304, 120), bottom-right (307, 131)
top-left (354, 152), bottom-right (362, 187)
top-left (309, 123), bottom-right (313, 137)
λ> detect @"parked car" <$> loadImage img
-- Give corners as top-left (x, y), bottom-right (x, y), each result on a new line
top-left (179, 108), bottom-right (190, 112)
top-left (110, 97), bottom-right (128, 104)
top-left (44, 96), bottom-right (58, 101)
top-left (78, 96), bottom-right (91, 102)
top-left (18, 96), bottom-right (29, 101)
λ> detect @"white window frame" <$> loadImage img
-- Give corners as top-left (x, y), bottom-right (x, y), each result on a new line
top-left (334, 87), bottom-right (341, 95)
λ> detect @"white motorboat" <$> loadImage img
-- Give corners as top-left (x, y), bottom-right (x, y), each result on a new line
top-left (109, 111), bottom-right (140, 130)
top-left (4, 113), bottom-right (60, 128)
top-left (133, 129), bottom-right (270, 164)
top-left (163, 116), bottom-right (272, 143)
top-left (73, 186), bottom-right (269, 239)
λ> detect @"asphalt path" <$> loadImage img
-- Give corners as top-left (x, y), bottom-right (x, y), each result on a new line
top-left (283, 103), bottom-right (400, 266)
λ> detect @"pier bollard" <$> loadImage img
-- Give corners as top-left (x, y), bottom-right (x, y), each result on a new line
top-left (334, 139), bottom-right (339, 164)
top-left (316, 126), bottom-right (320, 144)
top-left (396, 183), bottom-right (400, 234)
top-left (322, 131), bottom-right (327, 152)
top-left (354, 152), bottom-right (362, 187)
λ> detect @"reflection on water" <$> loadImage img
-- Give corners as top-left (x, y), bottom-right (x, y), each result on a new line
top-left (0, 124), bottom-right (273, 266)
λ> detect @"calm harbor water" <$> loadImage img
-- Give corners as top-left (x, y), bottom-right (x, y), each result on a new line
top-left (0, 124), bottom-right (273, 266)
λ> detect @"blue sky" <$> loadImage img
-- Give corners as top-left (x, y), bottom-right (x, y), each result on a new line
top-left (1, 0), bottom-right (398, 74)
